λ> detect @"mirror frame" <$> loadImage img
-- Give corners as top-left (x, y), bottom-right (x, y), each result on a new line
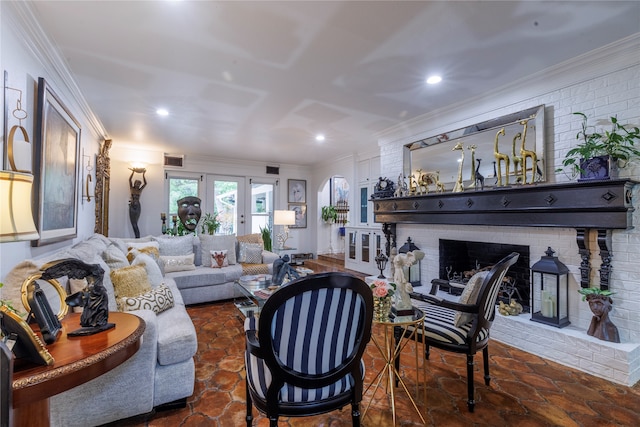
top-left (21, 273), bottom-right (69, 321)
top-left (404, 105), bottom-right (545, 188)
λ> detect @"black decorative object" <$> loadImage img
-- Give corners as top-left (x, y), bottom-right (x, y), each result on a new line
top-left (398, 237), bottom-right (421, 286)
top-left (530, 248), bottom-right (570, 328)
top-left (375, 252), bottom-right (388, 279)
top-left (272, 255), bottom-right (300, 286)
top-left (371, 177), bottom-right (395, 199)
top-left (41, 259), bottom-right (115, 336)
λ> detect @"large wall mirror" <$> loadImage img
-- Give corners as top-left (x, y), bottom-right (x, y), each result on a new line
top-left (404, 105), bottom-right (545, 191)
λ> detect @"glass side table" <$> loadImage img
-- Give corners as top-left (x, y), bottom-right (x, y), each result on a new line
top-left (234, 274), bottom-right (274, 317)
top-left (363, 306), bottom-right (427, 425)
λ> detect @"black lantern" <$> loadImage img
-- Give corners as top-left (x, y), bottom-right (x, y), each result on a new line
top-left (375, 252), bottom-right (388, 279)
top-left (531, 247), bottom-right (570, 328)
top-left (398, 237), bottom-right (421, 287)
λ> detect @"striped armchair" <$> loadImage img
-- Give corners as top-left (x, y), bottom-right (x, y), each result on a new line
top-left (244, 272), bottom-right (373, 426)
top-left (398, 252), bottom-right (519, 412)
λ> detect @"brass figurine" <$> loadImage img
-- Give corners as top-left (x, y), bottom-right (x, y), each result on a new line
top-left (512, 133), bottom-right (523, 179)
top-left (519, 118), bottom-right (537, 184)
top-left (452, 141), bottom-right (465, 193)
top-left (467, 145), bottom-right (477, 189)
top-left (434, 171), bottom-right (446, 193)
top-left (493, 128), bottom-right (509, 186)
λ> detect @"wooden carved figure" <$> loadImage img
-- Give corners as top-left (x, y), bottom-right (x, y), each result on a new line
top-left (467, 145), bottom-right (477, 189)
top-left (493, 127), bottom-right (509, 186)
top-left (519, 118), bottom-right (537, 184)
top-left (452, 141), bottom-right (465, 193)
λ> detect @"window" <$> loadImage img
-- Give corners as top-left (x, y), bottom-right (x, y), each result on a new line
top-left (167, 176), bottom-right (200, 216)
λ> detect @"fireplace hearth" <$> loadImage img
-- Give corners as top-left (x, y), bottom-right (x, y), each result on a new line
top-left (439, 239), bottom-right (531, 311)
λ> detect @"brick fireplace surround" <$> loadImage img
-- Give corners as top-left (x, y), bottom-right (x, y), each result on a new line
top-left (374, 181), bottom-right (640, 386)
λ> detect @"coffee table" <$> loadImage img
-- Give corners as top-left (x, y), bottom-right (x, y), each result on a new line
top-left (234, 275), bottom-right (274, 316)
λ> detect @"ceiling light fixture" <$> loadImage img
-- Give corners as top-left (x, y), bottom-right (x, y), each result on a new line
top-left (156, 108), bottom-right (169, 116)
top-left (315, 134), bottom-right (325, 142)
top-left (426, 75), bottom-right (442, 85)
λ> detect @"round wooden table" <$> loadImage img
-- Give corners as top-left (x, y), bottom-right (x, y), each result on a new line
top-left (12, 312), bottom-right (145, 427)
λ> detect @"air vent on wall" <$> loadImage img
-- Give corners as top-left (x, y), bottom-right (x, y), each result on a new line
top-left (164, 153), bottom-right (184, 168)
top-left (266, 165), bottom-right (279, 175)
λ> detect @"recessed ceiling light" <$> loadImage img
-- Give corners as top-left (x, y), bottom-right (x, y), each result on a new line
top-left (426, 75), bottom-right (442, 85)
top-left (315, 134), bottom-right (325, 142)
top-left (156, 108), bottom-right (169, 116)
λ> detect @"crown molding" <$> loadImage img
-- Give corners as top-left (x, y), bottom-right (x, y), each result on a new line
top-left (5, 1), bottom-right (108, 140)
top-left (376, 33), bottom-right (640, 145)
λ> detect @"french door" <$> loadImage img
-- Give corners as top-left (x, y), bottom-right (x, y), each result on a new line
top-left (206, 176), bottom-right (246, 235)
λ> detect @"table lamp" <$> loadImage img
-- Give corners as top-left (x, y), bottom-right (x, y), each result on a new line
top-left (0, 170), bottom-right (39, 242)
top-left (274, 210), bottom-right (295, 250)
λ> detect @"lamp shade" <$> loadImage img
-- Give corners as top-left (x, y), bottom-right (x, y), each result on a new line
top-left (0, 170), bottom-right (39, 242)
top-left (273, 210), bottom-right (295, 226)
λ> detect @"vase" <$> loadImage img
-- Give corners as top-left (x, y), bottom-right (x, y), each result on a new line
top-left (373, 296), bottom-right (392, 321)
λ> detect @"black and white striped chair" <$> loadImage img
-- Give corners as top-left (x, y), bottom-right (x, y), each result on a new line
top-left (398, 252), bottom-right (519, 412)
top-left (244, 272), bottom-right (373, 426)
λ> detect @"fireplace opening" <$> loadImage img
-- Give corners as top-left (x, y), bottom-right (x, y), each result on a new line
top-left (438, 239), bottom-right (531, 312)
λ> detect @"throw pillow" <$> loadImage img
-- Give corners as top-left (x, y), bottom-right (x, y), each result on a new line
top-left (110, 264), bottom-right (152, 300)
top-left (210, 250), bottom-right (229, 268)
top-left (199, 234), bottom-right (237, 267)
top-left (68, 278), bottom-right (88, 313)
top-left (454, 270), bottom-right (489, 327)
top-left (130, 250), bottom-right (164, 287)
top-left (160, 253), bottom-right (196, 273)
top-left (126, 245), bottom-right (160, 263)
top-left (238, 242), bottom-right (263, 264)
top-left (119, 283), bottom-right (175, 314)
top-left (102, 244), bottom-right (130, 270)
top-left (154, 235), bottom-right (194, 257)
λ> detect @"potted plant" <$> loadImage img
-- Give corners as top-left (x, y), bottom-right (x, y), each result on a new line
top-left (577, 287), bottom-right (619, 343)
top-left (321, 205), bottom-right (337, 224)
top-left (200, 212), bottom-right (221, 235)
top-left (558, 112), bottom-right (640, 180)
top-left (260, 225), bottom-right (272, 252)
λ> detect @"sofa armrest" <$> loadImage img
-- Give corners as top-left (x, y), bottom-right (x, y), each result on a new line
top-left (262, 251), bottom-right (279, 264)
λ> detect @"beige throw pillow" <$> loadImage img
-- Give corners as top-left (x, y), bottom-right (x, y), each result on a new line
top-left (110, 265), bottom-right (152, 301)
top-left (454, 270), bottom-right (489, 327)
top-left (160, 253), bottom-right (196, 273)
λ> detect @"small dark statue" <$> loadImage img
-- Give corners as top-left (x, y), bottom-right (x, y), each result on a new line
top-left (41, 259), bottom-right (114, 337)
top-left (272, 255), bottom-right (300, 286)
top-left (585, 294), bottom-right (620, 343)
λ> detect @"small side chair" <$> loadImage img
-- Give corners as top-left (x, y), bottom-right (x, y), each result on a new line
top-left (244, 272), bottom-right (373, 426)
top-left (397, 252), bottom-right (519, 412)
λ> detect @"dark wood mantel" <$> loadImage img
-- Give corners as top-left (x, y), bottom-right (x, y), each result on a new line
top-left (373, 179), bottom-right (636, 229)
top-left (373, 179), bottom-right (637, 290)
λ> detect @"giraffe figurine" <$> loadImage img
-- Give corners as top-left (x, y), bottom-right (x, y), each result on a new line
top-left (519, 118), bottom-right (537, 184)
top-left (452, 141), bottom-right (465, 193)
top-left (511, 132), bottom-right (522, 179)
top-left (467, 145), bottom-right (477, 189)
top-left (493, 127), bottom-right (509, 186)
top-left (475, 158), bottom-right (485, 190)
top-left (434, 171), bottom-right (446, 193)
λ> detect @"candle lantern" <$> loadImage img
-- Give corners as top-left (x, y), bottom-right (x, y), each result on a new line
top-left (398, 237), bottom-right (421, 287)
top-left (531, 247), bottom-right (570, 328)
top-left (375, 252), bottom-right (388, 279)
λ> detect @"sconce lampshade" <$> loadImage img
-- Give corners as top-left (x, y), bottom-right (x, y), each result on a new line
top-left (0, 170), bottom-right (39, 242)
top-left (273, 210), bottom-right (295, 226)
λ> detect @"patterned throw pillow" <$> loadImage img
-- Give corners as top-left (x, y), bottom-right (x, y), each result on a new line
top-left (119, 283), bottom-right (175, 314)
top-left (454, 271), bottom-right (489, 327)
top-left (200, 234), bottom-right (237, 267)
top-left (210, 250), bottom-right (229, 268)
top-left (110, 264), bottom-right (152, 300)
top-left (239, 242), bottom-right (263, 264)
top-left (160, 253), bottom-right (196, 273)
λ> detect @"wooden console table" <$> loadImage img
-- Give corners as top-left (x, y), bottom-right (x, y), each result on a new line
top-left (12, 312), bottom-right (145, 427)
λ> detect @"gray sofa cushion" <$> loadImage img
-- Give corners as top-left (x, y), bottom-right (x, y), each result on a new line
top-left (200, 234), bottom-right (237, 266)
top-left (156, 301), bottom-right (197, 365)
top-left (166, 265), bottom-right (243, 290)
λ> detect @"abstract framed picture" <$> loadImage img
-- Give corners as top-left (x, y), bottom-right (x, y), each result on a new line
top-left (288, 204), bottom-right (307, 228)
top-left (288, 179), bottom-right (306, 203)
top-left (32, 77), bottom-right (81, 246)
top-left (331, 176), bottom-right (349, 205)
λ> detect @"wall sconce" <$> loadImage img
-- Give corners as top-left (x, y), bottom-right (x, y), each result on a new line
top-left (531, 247), bottom-right (570, 328)
top-left (81, 149), bottom-right (94, 203)
top-left (273, 210), bottom-right (295, 250)
top-left (5, 80), bottom-right (31, 173)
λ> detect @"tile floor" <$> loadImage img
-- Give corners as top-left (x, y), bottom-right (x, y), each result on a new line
top-left (112, 300), bottom-right (639, 427)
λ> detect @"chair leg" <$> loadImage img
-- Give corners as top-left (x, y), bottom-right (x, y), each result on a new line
top-left (466, 353), bottom-right (475, 412)
top-left (483, 346), bottom-right (491, 386)
top-left (425, 344), bottom-right (430, 360)
top-left (352, 402), bottom-right (361, 427)
top-left (269, 416), bottom-right (279, 427)
top-left (245, 380), bottom-right (253, 427)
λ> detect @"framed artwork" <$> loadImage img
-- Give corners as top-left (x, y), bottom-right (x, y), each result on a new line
top-left (288, 179), bottom-right (306, 203)
top-left (289, 204), bottom-right (307, 228)
top-left (331, 176), bottom-right (349, 205)
top-left (33, 77), bottom-right (81, 246)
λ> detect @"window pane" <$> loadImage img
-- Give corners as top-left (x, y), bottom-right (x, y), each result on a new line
top-left (214, 180), bottom-right (238, 234)
top-left (251, 182), bottom-right (273, 233)
top-left (169, 178), bottom-right (198, 215)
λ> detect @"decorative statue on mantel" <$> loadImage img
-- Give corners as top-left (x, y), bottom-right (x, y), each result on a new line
top-left (392, 250), bottom-right (425, 313)
top-left (585, 293), bottom-right (620, 343)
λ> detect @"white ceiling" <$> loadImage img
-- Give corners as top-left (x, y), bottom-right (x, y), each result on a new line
top-left (28, 1), bottom-right (640, 166)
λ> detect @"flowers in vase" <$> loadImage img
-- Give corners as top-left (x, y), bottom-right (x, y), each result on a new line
top-left (370, 280), bottom-right (396, 298)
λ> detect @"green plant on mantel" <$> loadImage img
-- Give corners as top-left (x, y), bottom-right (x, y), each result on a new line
top-left (321, 205), bottom-right (337, 224)
top-left (557, 112), bottom-right (640, 175)
top-left (577, 287), bottom-right (615, 301)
